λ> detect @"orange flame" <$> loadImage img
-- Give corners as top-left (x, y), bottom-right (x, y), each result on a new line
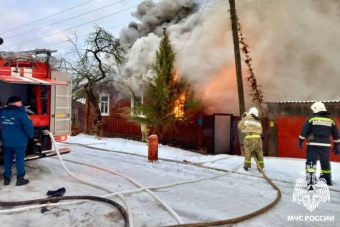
top-left (173, 69), bottom-right (180, 82)
top-left (174, 92), bottom-right (186, 118)
top-left (199, 67), bottom-right (238, 114)
top-left (172, 69), bottom-right (185, 118)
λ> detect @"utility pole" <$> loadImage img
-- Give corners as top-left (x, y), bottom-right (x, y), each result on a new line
top-left (229, 0), bottom-right (245, 115)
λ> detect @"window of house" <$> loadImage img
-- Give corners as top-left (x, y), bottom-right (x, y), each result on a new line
top-left (131, 94), bottom-right (144, 116)
top-left (100, 93), bottom-right (109, 116)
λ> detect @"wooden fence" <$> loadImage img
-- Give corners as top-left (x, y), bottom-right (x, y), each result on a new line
top-left (75, 113), bottom-right (260, 155)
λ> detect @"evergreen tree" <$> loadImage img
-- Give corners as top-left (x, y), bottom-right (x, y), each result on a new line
top-left (128, 30), bottom-right (199, 139)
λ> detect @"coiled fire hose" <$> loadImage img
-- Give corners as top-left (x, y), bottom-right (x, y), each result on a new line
top-left (0, 131), bottom-right (130, 227)
top-left (166, 156), bottom-right (282, 227)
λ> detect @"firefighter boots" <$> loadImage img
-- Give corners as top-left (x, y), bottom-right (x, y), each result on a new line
top-left (4, 177), bottom-right (10, 186)
top-left (16, 176), bottom-right (29, 186)
top-left (320, 174), bottom-right (332, 186)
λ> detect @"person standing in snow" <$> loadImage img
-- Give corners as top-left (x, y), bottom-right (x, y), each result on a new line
top-left (298, 101), bottom-right (340, 186)
top-left (141, 122), bottom-right (149, 142)
top-left (0, 96), bottom-right (33, 186)
top-left (238, 107), bottom-right (264, 171)
top-left (138, 114), bottom-right (149, 142)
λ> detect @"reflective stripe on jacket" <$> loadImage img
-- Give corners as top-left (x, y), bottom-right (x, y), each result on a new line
top-left (299, 112), bottom-right (340, 147)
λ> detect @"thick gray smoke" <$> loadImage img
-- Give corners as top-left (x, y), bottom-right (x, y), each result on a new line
top-left (118, 0), bottom-right (198, 96)
top-left (120, 0), bottom-right (198, 48)
top-left (118, 0), bottom-right (340, 115)
top-left (237, 0), bottom-right (340, 103)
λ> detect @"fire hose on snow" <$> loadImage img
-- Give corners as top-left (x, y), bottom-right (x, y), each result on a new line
top-left (0, 195), bottom-right (128, 225)
top-left (166, 156), bottom-right (282, 227)
top-left (47, 130), bottom-right (184, 226)
top-left (46, 130), bottom-right (133, 227)
top-left (65, 139), bottom-right (284, 226)
top-left (0, 131), bottom-right (130, 227)
top-left (59, 144), bottom-right (281, 227)
top-left (0, 131), bottom-right (186, 226)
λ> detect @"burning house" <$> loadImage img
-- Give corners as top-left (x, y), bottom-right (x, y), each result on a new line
top-left (74, 0), bottom-right (340, 162)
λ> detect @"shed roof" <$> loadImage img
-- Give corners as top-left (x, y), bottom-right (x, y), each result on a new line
top-left (265, 100), bottom-right (340, 104)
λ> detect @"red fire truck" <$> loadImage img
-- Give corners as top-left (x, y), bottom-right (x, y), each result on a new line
top-left (0, 49), bottom-right (71, 160)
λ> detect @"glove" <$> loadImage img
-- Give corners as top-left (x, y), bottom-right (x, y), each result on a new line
top-left (334, 145), bottom-right (340, 155)
top-left (47, 187), bottom-right (66, 197)
top-left (298, 139), bottom-right (304, 149)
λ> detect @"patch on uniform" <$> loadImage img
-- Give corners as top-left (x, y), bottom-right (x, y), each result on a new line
top-left (312, 120), bottom-right (332, 127)
top-left (2, 118), bottom-right (15, 125)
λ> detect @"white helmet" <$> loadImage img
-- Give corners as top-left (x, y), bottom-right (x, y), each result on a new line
top-left (311, 102), bottom-right (327, 113)
top-left (248, 107), bottom-right (259, 117)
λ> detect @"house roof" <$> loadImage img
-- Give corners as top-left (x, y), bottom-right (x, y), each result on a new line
top-left (265, 100), bottom-right (340, 104)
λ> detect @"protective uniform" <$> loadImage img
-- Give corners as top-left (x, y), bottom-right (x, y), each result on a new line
top-left (141, 122), bottom-right (149, 142)
top-left (298, 102), bottom-right (340, 186)
top-left (238, 107), bottom-right (264, 170)
top-left (0, 96), bottom-right (33, 186)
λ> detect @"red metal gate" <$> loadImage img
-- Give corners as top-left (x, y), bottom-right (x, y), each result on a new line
top-left (277, 116), bottom-right (340, 162)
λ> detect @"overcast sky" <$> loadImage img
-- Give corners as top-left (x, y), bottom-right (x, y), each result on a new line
top-left (0, 0), bottom-right (141, 54)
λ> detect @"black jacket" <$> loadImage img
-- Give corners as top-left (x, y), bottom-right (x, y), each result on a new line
top-left (299, 111), bottom-right (340, 147)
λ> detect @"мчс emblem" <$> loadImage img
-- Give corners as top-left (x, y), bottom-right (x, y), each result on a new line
top-left (292, 173), bottom-right (330, 212)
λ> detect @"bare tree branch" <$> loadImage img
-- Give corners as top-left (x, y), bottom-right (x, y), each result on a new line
top-left (65, 26), bottom-right (126, 137)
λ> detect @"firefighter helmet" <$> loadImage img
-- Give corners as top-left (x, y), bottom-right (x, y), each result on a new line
top-left (311, 102), bottom-right (327, 113)
top-left (248, 107), bottom-right (259, 117)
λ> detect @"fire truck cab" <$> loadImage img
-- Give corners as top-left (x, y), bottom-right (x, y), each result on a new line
top-left (0, 49), bottom-right (71, 160)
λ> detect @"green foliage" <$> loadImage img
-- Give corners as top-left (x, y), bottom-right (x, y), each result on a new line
top-left (126, 31), bottom-right (200, 138)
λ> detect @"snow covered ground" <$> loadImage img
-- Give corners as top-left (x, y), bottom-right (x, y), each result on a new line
top-left (0, 133), bottom-right (339, 227)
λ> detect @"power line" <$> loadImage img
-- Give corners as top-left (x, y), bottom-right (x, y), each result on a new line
top-left (0, 0), bottom-right (95, 35)
top-left (49, 20), bottom-right (131, 53)
top-left (207, 0), bottom-right (227, 8)
top-left (59, 29), bottom-right (121, 54)
top-left (5, 0), bottom-right (126, 40)
top-left (10, 4), bottom-right (138, 48)
top-left (5, 0), bottom-right (220, 52)
top-left (45, 22), bottom-right (129, 49)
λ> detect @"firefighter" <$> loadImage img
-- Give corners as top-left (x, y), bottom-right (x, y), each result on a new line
top-left (238, 107), bottom-right (264, 171)
top-left (141, 122), bottom-right (149, 142)
top-left (0, 96), bottom-right (33, 186)
top-left (298, 101), bottom-right (340, 186)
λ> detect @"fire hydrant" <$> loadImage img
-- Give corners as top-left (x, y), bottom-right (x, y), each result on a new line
top-left (148, 134), bottom-right (158, 162)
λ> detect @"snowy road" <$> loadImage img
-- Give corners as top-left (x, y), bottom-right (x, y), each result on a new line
top-left (0, 134), bottom-right (339, 226)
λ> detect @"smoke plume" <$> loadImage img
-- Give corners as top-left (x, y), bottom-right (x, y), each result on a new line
top-left (118, 0), bottom-right (340, 115)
